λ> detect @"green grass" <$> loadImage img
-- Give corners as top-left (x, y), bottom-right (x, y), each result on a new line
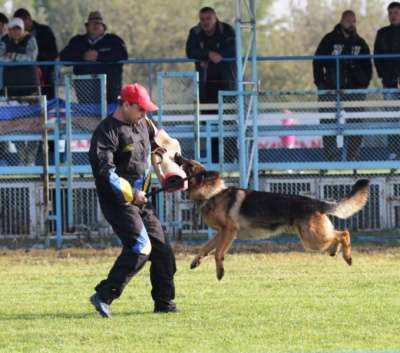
top-left (0, 247), bottom-right (399, 353)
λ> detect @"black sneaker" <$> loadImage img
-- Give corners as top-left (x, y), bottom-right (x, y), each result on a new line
top-left (90, 293), bottom-right (112, 318)
top-left (154, 303), bottom-right (180, 314)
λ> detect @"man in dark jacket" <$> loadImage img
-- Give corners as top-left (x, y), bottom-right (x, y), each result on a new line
top-left (313, 10), bottom-right (372, 161)
top-left (89, 83), bottom-right (178, 317)
top-left (374, 1), bottom-right (400, 159)
top-left (60, 11), bottom-right (128, 104)
top-left (186, 7), bottom-right (236, 163)
top-left (14, 8), bottom-right (58, 100)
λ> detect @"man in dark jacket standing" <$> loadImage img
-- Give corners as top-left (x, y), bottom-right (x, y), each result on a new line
top-left (186, 7), bottom-right (236, 163)
top-left (89, 83), bottom-right (178, 317)
top-left (374, 1), bottom-right (400, 160)
top-left (14, 8), bottom-right (58, 100)
top-left (60, 11), bottom-right (128, 104)
top-left (313, 10), bottom-right (372, 161)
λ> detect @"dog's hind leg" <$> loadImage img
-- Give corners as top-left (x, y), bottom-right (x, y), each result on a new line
top-left (328, 239), bottom-right (342, 257)
top-left (215, 227), bottom-right (237, 281)
top-left (190, 234), bottom-right (219, 270)
top-left (337, 230), bottom-right (352, 265)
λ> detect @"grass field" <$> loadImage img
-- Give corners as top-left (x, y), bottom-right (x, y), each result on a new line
top-left (0, 246), bottom-right (399, 353)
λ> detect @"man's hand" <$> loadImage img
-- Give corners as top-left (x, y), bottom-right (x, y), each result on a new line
top-left (83, 50), bottom-right (98, 61)
top-left (134, 190), bottom-right (148, 206)
top-left (208, 51), bottom-right (223, 64)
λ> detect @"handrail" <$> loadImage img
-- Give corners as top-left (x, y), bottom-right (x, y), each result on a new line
top-left (1, 53), bottom-right (400, 67)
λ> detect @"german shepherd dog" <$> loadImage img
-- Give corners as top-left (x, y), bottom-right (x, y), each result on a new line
top-left (174, 155), bottom-right (370, 280)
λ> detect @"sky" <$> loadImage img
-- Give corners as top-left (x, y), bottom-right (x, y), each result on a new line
top-left (271, 0), bottom-right (395, 18)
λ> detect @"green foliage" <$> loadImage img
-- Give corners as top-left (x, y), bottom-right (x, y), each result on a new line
top-left (0, 0), bottom-right (390, 90)
top-left (261, 0), bottom-right (390, 90)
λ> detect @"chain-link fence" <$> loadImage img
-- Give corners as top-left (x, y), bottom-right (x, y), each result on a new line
top-left (0, 95), bottom-right (50, 246)
top-left (2, 61), bottom-right (400, 246)
top-left (155, 72), bottom-right (200, 236)
top-left (212, 89), bottom-right (400, 234)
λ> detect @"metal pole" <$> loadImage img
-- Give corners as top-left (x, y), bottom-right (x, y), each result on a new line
top-left (250, 0), bottom-right (259, 190)
top-left (335, 57), bottom-right (344, 161)
top-left (41, 95), bottom-right (50, 247)
top-left (218, 91), bottom-right (225, 174)
top-left (235, 0), bottom-right (247, 188)
top-left (193, 71), bottom-right (200, 161)
top-left (147, 63), bottom-right (153, 97)
top-left (100, 74), bottom-right (107, 119)
top-left (54, 100), bottom-right (63, 248)
top-left (156, 72), bottom-right (164, 127)
top-left (65, 75), bottom-right (74, 232)
top-left (156, 72), bottom-right (164, 224)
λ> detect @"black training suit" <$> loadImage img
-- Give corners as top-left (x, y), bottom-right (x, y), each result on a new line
top-left (89, 114), bottom-right (176, 308)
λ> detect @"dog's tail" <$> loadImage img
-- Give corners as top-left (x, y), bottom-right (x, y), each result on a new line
top-left (324, 179), bottom-right (370, 219)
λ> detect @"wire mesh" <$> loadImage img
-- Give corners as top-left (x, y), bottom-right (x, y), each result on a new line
top-left (0, 96), bottom-right (48, 244)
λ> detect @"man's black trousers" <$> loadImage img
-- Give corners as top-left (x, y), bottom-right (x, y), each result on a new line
top-left (95, 199), bottom-right (176, 308)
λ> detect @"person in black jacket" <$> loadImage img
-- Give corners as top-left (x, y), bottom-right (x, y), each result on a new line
top-left (374, 1), bottom-right (400, 159)
top-left (313, 10), bottom-right (372, 161)
top-left (14, 8), bottom-right (58, 100)
top-left (60, 11), bottom-right (128, 104)
top-left (186, 7), bottom-right (236, 163)
top-left (89, 83), bottom-right (178, 317)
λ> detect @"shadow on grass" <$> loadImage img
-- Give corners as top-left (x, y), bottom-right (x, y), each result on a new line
top-left (0, 310), bottom-right (150, 321)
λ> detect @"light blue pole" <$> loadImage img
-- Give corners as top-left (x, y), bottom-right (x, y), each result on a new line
top-left (193, 71), bottom-right (200, 161)
top-left (100, 74), bottom-right (107, 119)
top-left (250, 0), bottom-right (259, 190)
top-left (235, 1), bottom-right (247, 188)
top-left (156, 72), bottom-right (164, 127)
top-left (54, 101), bottom-right (63, 248)
top-left (147, 63), bottom-right (153, 98)
top-left (335, 57), bottom-right (344, 161)
top-left (218, 91), bottom-right (225, 174)
top-left (65, 75), bottom-right (73, 232)
top-left (156, 72), bottom-right (164, 224)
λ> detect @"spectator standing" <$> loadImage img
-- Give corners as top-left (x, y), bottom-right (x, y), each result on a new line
top-left (0, 13), bottom-right (8, 93)
top-left (60, 11), bottom-right (128, 104)
top-left (374, 1), bottom-right (400, 159)
top-left (186, 7), bottom-right (236, 163)
top-left (0, 17), bottom-right (38, 97)
top-left (14, 8), bottom-right (58, 100)
top-left (313, 10), bottom-right (372, 161)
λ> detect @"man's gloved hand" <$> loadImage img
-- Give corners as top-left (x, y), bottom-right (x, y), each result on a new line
top-left (133, 190), bottom-right (148, 206)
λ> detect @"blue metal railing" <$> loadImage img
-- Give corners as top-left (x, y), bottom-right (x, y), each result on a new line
top-left (1, 54), bottom-right (400, 245)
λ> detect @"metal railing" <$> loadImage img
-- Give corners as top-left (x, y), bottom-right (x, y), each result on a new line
top-left (1, 54), bottom-right (400, 245)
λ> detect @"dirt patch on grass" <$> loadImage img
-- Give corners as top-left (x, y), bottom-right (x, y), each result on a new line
top-left (1, 242), bottom-right (400, 262)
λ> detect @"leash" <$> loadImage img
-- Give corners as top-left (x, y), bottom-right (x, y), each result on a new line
top-left (146, 171), bottom-right (218, 197)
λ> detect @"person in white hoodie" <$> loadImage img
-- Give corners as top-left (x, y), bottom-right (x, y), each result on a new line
top-left (0, 13), bottom-right (8, 92)
top-left (0, 17), bottom-right (38, 97)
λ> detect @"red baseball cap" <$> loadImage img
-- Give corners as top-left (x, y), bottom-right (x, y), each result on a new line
top-left (119, 83), bottom-right (158, 112)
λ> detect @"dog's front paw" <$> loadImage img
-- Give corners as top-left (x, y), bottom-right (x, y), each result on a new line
top-left (190, 257), bottom-right (201, 269)
top-left (216, 267), bottom-right (224, 281)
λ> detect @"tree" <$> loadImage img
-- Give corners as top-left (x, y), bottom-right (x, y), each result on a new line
top-left (260, 0), bottom-right (390, 90)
